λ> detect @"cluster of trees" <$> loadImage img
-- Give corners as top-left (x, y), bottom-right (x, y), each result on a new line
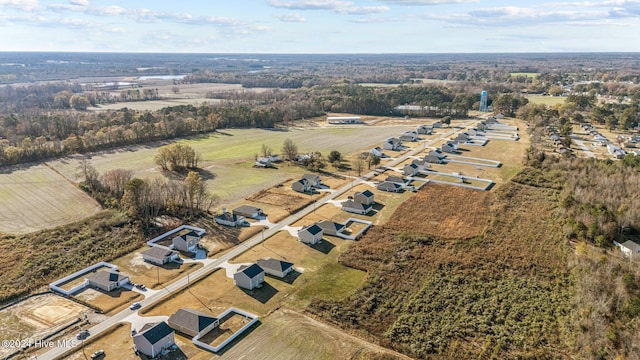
top-left (81, 162), bottom-right (216, 224)
top-left (154, 143), bottom-right (200, 172)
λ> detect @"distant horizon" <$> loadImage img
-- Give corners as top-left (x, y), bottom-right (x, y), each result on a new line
top-left (1, 51), bottom-right (640, 55)
top-left (2, 1), bottom-right (640, 53)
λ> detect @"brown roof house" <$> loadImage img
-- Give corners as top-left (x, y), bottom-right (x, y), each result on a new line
top-left (168, 308), bottom-right (220, 337)
top-left (142, 247), bottom-right (180, 266)
top-left (257, 258), bottom-right (295, 278)
top-left (133, 321), bottom-right (175, 359)
top-left (87, 270), bottom-right (130, 292)
top-left (298, 224), bottom-right (323, 245)
top-left (233, 264), bottom-right (265, 290)
top-left (172, 230), bottom-right (200, 252)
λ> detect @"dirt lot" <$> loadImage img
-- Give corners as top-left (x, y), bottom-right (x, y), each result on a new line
top-left (0, 294), bottom-right (89, 359)
top-left (0, 163), bottom-right (101, 234)
top-left (74, 287), bottom-right (142, 314)
top-left (111, 250), bottom-right (202, 288)
top-left (198, 312), bottom-right (251, 347)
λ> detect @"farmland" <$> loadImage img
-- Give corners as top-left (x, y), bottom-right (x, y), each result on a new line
top-left (524, 94), bottom-right (566, 106)
top-left (0, 164), bottom-right (101, 234)
top-left (310, 182), bottom-right (573, 359)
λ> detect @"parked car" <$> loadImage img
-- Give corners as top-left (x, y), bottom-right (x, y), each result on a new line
top-left (90, 350), bottom-right (105, 359)
top-left (76, 330), bottom-right (89, 340)
top-left (129, 302), bottom-right (141, 310)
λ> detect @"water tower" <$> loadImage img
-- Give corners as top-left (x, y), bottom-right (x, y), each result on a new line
top-left (479, 90), bottom-right (488, 112)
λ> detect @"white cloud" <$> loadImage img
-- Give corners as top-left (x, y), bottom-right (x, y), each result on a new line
top-left (338, 6), bottom-right (389, 14)
top-left (269, 0), bottom-right (352, 10)
top-left (377, 0), bottom-right (477, 5)
top-left (0, 0), bottom-right (39, 11)
top-left (274, 13), bottom-right (306, 22)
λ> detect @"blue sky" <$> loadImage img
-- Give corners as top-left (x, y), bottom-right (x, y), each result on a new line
top-left (1, 0), bottom-right (639, 53)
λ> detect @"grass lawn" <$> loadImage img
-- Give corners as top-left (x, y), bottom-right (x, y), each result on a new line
top-left (111, 249), bottom-right (202, 289)
top-left (524, 94), bottom-right (566, 106)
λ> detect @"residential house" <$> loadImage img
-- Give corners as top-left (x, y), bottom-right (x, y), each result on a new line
top-left (214, 210), bottom-right (246, 227)
top-left (615, 240), bottom-right (640, 258)
top-left (417, 125), bottom-right (433, 135)
top-left (133, 322), bottom-right (175, 359)
top-left (385, 175), bottom-right (406, 185)
top-left (441, 142), bottom-right (456, 153)
top-left (254, 157), bottom-right (272, 168)
top-left (168, 309), bottom-right (219, 337)
top-left (172, 230), bottom-right (200, 252)
top-left (454, 133), bottom-right (471, 143)
top-left (233, 205), bottom-right (264, 219)
top-left (316, 220), bottom-right (346, 236)
top-left (268, 154), bottom-right (280, 162)
top-left (495, 113), bottom-right (505, 119)
top-left (477, 122), bottom-right (488, 131)
top-left (486, 117), bottom-right (498, 125)
top-left (233, 264), bottom-right (265, 290)
top-left (302, 173), bottom-right (322, 187)
top-left (257, 258), bottom-right (295, 278)
top-left (87, 270), bottom-right (130, 292)
top-left (370, 147), bottom-right (384, 157)
top-left (141, 247), bottom-right (179, 266)
top-left (431, 121), bottom-right (443, 128)
top-left (342, 199), bottom-right (373, 215)
top-left (424, 149), bottom-right (446, 164)
top-left (403, 163), bottom-right (420, 176)
top-left (383, 137), bottom-right (402, 151)
top-left (354, 190), bottom-right (375, 205)
top-left (327, 116), bottom-right (362, 124)
top-left (291, 178), bottom-right (311, 193)
top-left (411, 159), bottom-right (429, 171)
top-left (400, 130), bottom-right (419, 142)
top-left (297, 224), bottom-right (323, 244)
top-left (376, 181), bottom-right (402, 193)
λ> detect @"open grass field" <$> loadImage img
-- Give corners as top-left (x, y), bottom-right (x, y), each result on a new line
top-left (310, 181), bottom-right (573, 359)
top-left (525, 94), bottom-right (566, 106)
top-left (510, 72), bottom-right (539, 78)
top-left (218, 308), bottom-right (409, 360)
top-left (0, 164), bottom-right (101, 234)
top-left (46, 125), bottom-right (413, 210)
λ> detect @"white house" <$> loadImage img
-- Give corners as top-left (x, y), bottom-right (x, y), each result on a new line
top-left (342, 199), bottom-right (373, 215)
top-left (133, 321), bottom-right (175, 359)
top-left (370, 147), bottom-right (384, 157)
top-left (257, 258), bottom-right (295, 278)
top-left (411, 159), bottom-right (429, 171)
top-left (233, 264), bottom-right (265, 290)
top-left (400, 130), bottom-right (419, 142)
top-left (172, 230), bottom-right (200, 252)
top-left (417, 124), bottom-right (433, 135)
top-left (441, 142), bottom-right (456, 153)
top-left (141, 247), bottom-right (180, 266)
top-left (254, 157), bottom-right (272, 168)
top-left (298, 224), bottom-right (324, 244)
top-left (327, 116), bottom-right (363, 124)
top-left (615, 240), bottom-right (640, 258)
top-left (383, 137), bottom-right (402, 151)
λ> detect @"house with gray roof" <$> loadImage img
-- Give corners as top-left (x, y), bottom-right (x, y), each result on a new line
top-left (214, 210), bottom-right (246, 227)
top-left (431, 120), bottom-right (443, 128)
top-left (168, 308), bottom-right (219, 337)
top-left (385, 175), bottom-right (406, 185)
top-left (354, 190), bottom-right (375, 205)
top-left (87, 270), bottom-right (130, 292)
top-left (233, 264), bottom-right (265, 290)
top-left (257, 258), bottom-right (294, 278)
top-left (172, 230), bottom-right (200, 252)
top-left (417, 124), bottom-right (433, 135)
top-left (316, 220), bottom-right (346, 237)
top-left (233, 205), bottom-right (264, 219)
top-left (403, 163), bottom-right (420, 176)
top-left (411, 159), bottom-right (429, 171)
top-left (298, 224), bottom-right (323, 244)
top-left (376, 181), bottom-right (402, 193)
top-left (133, 321), bottom-right (175, 358)
top-left (255, 157), bottom-right (272, 168)
top-left (141, 247), bottom-right (179, 266)
top-left (302, 173), bottom-right (322, 187)
top-left (291, 178), bottom-right (311, 193)
top-left (383, 137), bottom-right (402, 151)
top-left (441, 142), bottom-right (456, 153)
top-left (342, 199), bottom-right (373, 215)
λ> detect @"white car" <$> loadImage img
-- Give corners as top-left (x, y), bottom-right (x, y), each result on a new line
top-left (129, 302), bottom-right (141, 310)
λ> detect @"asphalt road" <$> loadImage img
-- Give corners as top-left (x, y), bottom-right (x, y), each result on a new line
top-left (38, 121), bottom-right (471, 360)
